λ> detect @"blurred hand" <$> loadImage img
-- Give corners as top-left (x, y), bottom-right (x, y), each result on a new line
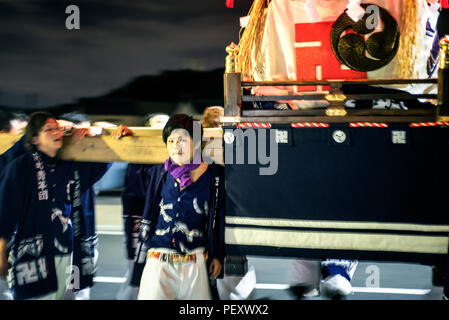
top-left (209, 258), bottom-right (222, 279)
top-left (57, 119), bottom-right (76, 135)
top-left (110, 125), bottom-right (134, 140)
top-left (72, 128), bottom-right (94, 144)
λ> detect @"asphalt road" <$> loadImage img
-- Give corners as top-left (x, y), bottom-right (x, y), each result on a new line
top-left (90, 194), bottom-right (445, 300)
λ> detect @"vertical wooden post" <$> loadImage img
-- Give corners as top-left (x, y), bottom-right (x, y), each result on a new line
top-left (224, 73), bottom-right (242, 117)
top-left (438, 36), bottom-right (449, 117)
top-left (224, 43), bottom-right (242, 117)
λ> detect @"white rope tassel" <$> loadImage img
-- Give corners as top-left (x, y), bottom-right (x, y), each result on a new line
top-left (346, 0), bottom-right (365, 22)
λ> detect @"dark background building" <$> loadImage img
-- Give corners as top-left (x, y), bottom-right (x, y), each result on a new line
top-left (0, 0), bottom-right (252, 119)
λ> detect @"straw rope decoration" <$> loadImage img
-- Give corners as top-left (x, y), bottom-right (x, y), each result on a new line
top-left (237, 0), bottom-right (270, 81)
top-left (394, 0), bottom-right (426, 79)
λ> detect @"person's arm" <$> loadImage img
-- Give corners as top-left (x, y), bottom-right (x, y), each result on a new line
top-left (209, 258), bottom-right (222, 279)
top-left (208, 166), bottom-right (226, 278)
top-left (140, 165), bottom-right (165, 221)
top-left (209, 192), bottom-right (225, 278)
top-left (76, 161), bottom-right (111, 194)
top-left (0, 155), bottom-right (29, 299)
top-left (0, 159), bottom-right (26, 278)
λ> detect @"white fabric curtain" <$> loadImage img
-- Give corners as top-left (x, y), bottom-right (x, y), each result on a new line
top-left (254, 0), bottom-right (439, 84)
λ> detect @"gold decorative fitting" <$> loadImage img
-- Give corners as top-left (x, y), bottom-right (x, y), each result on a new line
top-left (440, 36), bottom-right (449, 70)
top-left (325, 107), bottom-right (347, 117)
top-left (438, 116), bottom-right (449, 123)
top-left (225, 42), bottom-right (239, 74)
top-left (325, 94), bottom-right (347, 102)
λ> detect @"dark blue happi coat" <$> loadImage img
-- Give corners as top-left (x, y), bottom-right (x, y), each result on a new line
top-left (0, 136), bottom-right (102, 291)
top-left (147, 166), bottom-right (213, 252)
top-left (130, 163), bottom-right (226, 286)
top-left (0, 150), bottom-right (109, 299)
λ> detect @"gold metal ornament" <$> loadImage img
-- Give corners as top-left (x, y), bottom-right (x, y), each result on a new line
top-left (225, 42), bottom-right (239, 74)
top-left (325, 93), bottom-right (347, 102)
top-left (325, 107), bottom-right (347, 117)
top-left (440, 35), bottom-right (449, 70)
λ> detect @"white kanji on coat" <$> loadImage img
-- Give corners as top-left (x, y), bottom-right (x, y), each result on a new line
top-left (193, 197), bottom-right (203, 214)
top-left (51, 208), bottom-right (71, 233)
top-left (159, 199), bottom-right (173, 222)
top-left (173, 222), bottom-right (203, 243)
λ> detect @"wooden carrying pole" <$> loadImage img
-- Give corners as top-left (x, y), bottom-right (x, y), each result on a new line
top-left (0, 128), bottom-right (224, 164)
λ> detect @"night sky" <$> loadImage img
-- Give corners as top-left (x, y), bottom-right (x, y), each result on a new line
top-left (0, 0), bottom-right (252, 108)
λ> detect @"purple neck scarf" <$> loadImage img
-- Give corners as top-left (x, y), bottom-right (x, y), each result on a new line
top-left (165, 158), bottom-right (200, 189)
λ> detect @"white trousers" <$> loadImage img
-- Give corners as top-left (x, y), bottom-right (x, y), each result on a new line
top-left (138, 250), bottom-right (211, 300)
top-left (33, 254), bottom-right (73, 300)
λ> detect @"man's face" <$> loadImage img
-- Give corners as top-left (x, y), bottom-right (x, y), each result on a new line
top-left (166, 129), bottom-right (194, 166)
top-left (33, 118), bottom-right (63, 154)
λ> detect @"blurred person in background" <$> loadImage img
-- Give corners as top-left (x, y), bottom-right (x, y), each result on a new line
top-left (201, 106), bottom-right (223, 129)
top-left (9, 112), bottom-right (28, 135)
top-left (144, 113), bottom-right (170, 129)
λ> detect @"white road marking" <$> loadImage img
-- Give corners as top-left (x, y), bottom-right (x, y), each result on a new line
top-left (352, 287), bottom-right (431, 295)
top-left (93, 277), bottom-right (432, 295)
top-left (255, 283), bottom-right (290, 290)
top-left (97, 230), bottom-right (124, 236)
top-left (94, 276), bottom-right (126, 284)
top-left (254, 283), bottom-right (431, 295)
